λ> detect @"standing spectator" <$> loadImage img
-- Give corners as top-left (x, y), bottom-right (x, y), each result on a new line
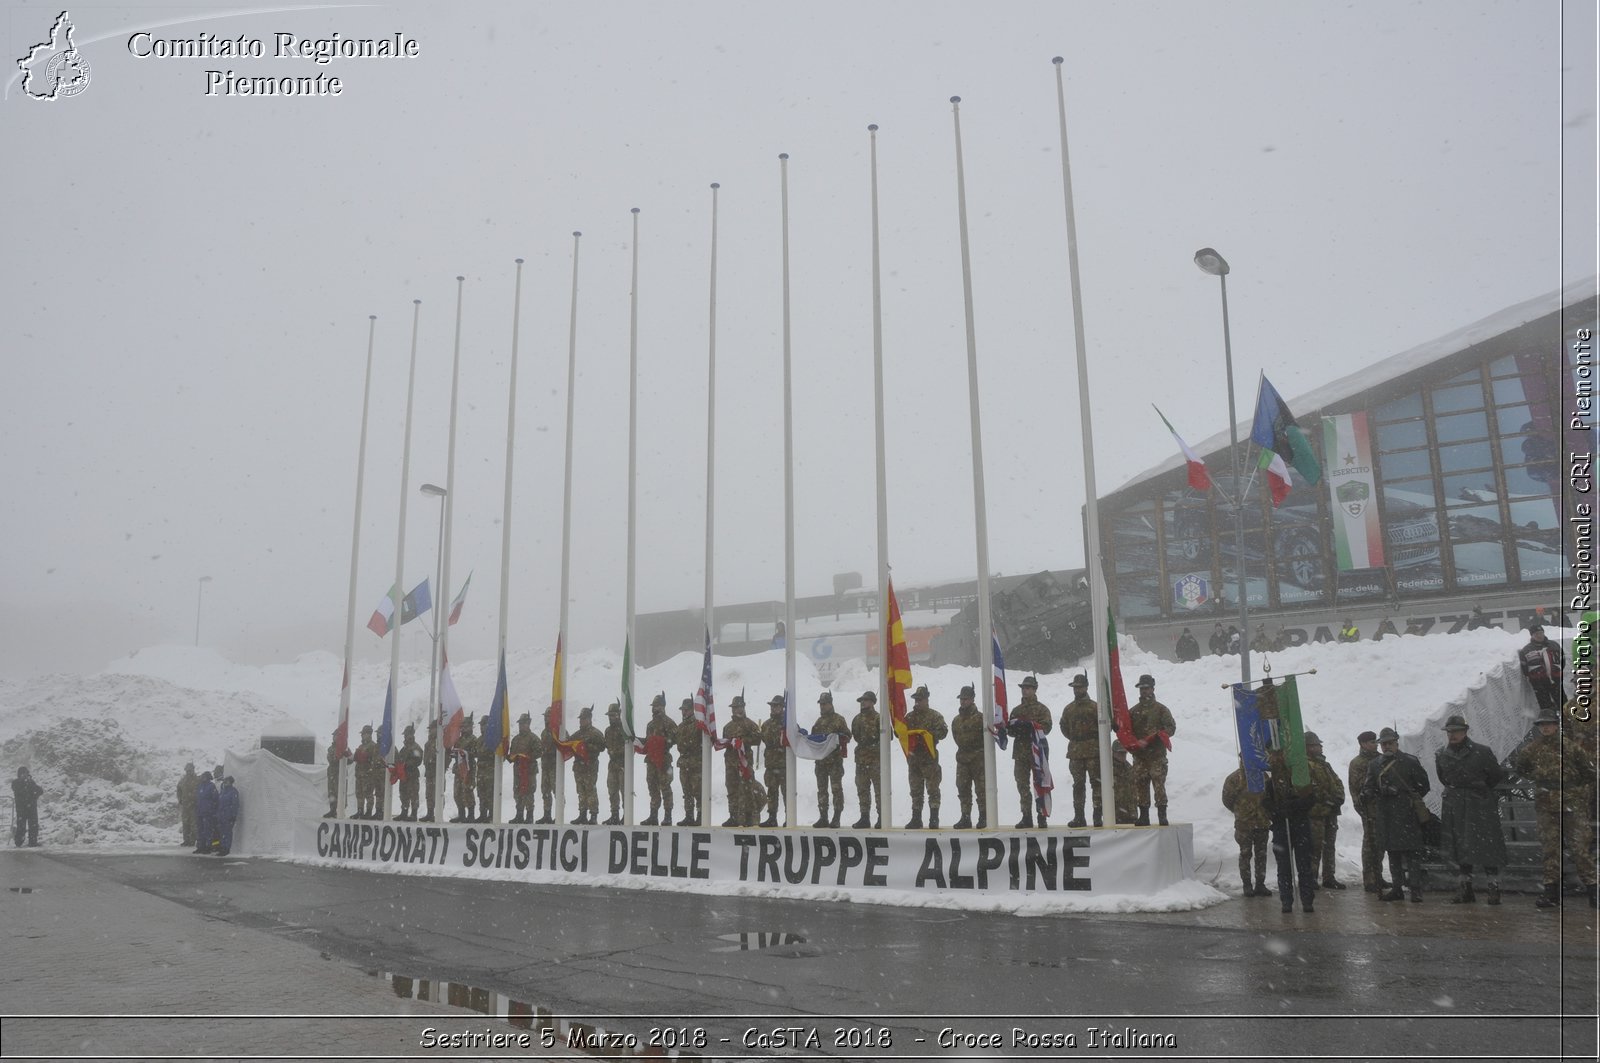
top-left (1347, 730), bottom-right (1388, 893)
top-left (1208, 623), bottom-right (1227, 656)
top-left (176, 763), bottom-right (199, 846)
top-left (1222, 758), bottom-right (1272, 897)
top-left (215, 776), bottom-right (240, 856)
top-left (1337, 618), bottom-right (1361, 643)
top-left (1511, 709), bottom-right (1597, 909)
top-left (1304, 733), bottom-right (1347, 889)
top-left (1227, 626), bottom-right (1242, 654)
top-left (193, 772), bottom-right (219, 854)
top-left (1433, 715), bottom-right (1506, 905)
top-left (1361, 727), bottom-right (1431, 902)
top-left (1518, 623), bottom-right (1568, 715)
top-left (11, 767), bottom-right (43, 848)
top-left (1174, 628), bottom-right (1200, 662)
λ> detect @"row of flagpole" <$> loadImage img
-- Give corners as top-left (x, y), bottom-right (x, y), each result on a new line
top-left (330, 60), bottom-right (1261, 829)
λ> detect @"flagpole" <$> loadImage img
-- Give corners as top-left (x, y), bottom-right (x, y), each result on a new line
top-left (491, 259), bottom-right (525, 822)
top-left (1052, 57), bottom-right (1118, 823)
top-left (336, 314), bottom-right (378, 819)
top-left (624, 207), bottom-right (641, 827)
top-left (867, 124), bottom-right (894, 831)
top-left (556, 231), bottom-right (583, 827)
top-left (440, 275), bottom-right (474, 820)
top-left (702, 183), bottom-right (720, 826)
top-left (950, 97), bottom-right (999, 826)
top-left (385, 298), bottom-right (422, 822)
top-left (780, 152), bottom-right (800, 829)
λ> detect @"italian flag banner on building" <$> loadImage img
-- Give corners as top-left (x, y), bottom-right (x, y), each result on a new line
top-left (1322, 412), bottom-right (1384, 570)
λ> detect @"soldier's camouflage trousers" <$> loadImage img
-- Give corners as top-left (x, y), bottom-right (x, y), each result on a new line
top-left (1235, 825), bottom-right (1269, 884)
top-left (1535, 790), bottom-right (1597, 886)
top-left (956, 754), bottom-right (984, 818)
top-left (856, 757), bottom-right (879, 817)
top-left (908, 759), bottom-right (941, 812)
top-left (646, 763), bottom-right (673, 815)
top-left (764, 765), bottom-right (785, 819)
top-left (1132, 753), bottom-right (1169, 808)
top-left (814, 760), bottom-right (845, 815)
top-left (1310, 816), bottom-right (1338, 882)
top-left (1069, 756), bottom-right (1103, 812)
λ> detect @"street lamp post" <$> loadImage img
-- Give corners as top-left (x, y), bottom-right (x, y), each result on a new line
top-left (1194, 247), bottom-right (1252, 687)
top-left (194, 575), bottom-right (213, 647)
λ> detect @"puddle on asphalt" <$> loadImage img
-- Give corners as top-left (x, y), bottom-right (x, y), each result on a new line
top-left (7, 887), bottom-right (34, 894)
top-left (711, 931), bottom-right (812, 954)
top-left (378, 971), bottom-right (709, 1059)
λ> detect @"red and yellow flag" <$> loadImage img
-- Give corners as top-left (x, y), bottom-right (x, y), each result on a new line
top-left (886, 579), bottom-right (932, 756)
top-left (549, 634), bottom-right (565, 736)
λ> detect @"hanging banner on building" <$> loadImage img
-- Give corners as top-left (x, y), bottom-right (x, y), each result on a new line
top-left (1322, 412), bottom-right (1384, 570)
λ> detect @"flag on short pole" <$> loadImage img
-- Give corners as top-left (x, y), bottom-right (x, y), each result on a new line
top-left (1154, 404), bottom-right (1212, 492)
top-left (990, 629), bottom-right (1010, 750)
top-left (1232, 683), bottom-right (1272, 794)
top-left (1251, 375), bottom-right (1321, 506)
top-left (367, 578), bottom-right (432, 637)
top-left (447, 572), bottom-right (472, 626)
top-left (1275, 676), bottom-right (1310, 787)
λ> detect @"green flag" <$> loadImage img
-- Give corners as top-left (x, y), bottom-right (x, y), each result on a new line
top-left (1277, 675), bottom-right (1310, 788)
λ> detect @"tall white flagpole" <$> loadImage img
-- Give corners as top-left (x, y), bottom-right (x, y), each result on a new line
top-left (701, 184), bottom-right (720, 825)
top-left (440, 276), bottom-right (471, 819)
top-left (385, 298), bottom-right (422, 822)
top-left (624, 207), bottom-right (641, 827)
top-left (780, 153), bottom-right (800, 828)
top-left (335, 314), bottom-right (378, 819)
top-left (1052, 57), bottom-right (1118, 823)
top-left (492, 259), bottom-right (525, 821)
top-left (950, 97), bottom-right (1000, 824)
top-left (556, 231), bottom-right (582, 826)
top-left (867, 124), bottom-right (894, 831)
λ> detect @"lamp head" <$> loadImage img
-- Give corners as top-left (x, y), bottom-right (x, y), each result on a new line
top-left (1193, 247), bottom-right (1230, 276)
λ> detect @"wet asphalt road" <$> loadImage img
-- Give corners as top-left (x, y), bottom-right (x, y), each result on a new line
top-left (17, 852), bottom-right (1600, 1060)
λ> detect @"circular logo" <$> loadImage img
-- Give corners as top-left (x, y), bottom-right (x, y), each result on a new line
top-left (45, 49), bottom-right (92, 98)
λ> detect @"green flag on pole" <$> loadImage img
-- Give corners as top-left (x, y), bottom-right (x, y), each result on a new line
top-left (1277, 676), bottom-right (1310, 788)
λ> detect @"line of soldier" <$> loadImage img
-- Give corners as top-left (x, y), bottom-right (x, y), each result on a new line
top-left (322, 673), bottom-right (1179, 832)
top-left (1226, 703), bottom-right (1596, 911)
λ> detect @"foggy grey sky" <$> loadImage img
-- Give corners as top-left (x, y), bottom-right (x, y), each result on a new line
top-left (2, 0), bottom-right (1594, 676)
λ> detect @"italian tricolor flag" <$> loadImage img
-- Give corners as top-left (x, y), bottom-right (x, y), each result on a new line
top-left (1155, 405), bottom-right (1212, 492)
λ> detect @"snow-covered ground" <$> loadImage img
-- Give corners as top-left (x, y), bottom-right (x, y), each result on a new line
top-left (0, 626), bottom-right (1543, 899)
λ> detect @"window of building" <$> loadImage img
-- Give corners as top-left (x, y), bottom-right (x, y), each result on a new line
top-left (1433, 409), bottom-right (1490, 443)
top-left (1271, 475), bottom-right (1328, 607)
top-left (1373, 392), bottom-right (1423, 422)
top-left (1430, 381), bottom-right (1485, 413)
top-left (1377, 420), bottom-right (1428, 451)
top-left (1378, 476), bottom-right (1444, 593)
top-left (1380, 447), bottom-right (1432, 479)
top-left (1110, 502), bottom-right (1163, 619)
top-left (1162, 487), bottom-right (1216, 615)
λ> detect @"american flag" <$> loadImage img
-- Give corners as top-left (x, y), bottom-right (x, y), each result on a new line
top-left (692, 626), bottom-right (717, 737)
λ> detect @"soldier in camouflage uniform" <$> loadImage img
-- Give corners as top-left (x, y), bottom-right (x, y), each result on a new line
top-left (538, 709), bottom-right (559, 824)
top-left (1303, 732), bottom-right (1347, 889)
top-left (1128, 674), bottom-right (1177, 826)
top-left (451, 716), bottom-right (479, 823)
top-left (1222, 757), bottom-right (1272, 897)
top-left (354, 724), bottom-right (382, 819)
top-left (473, 714), bottom-right (498, 823)
top-left (324, 735), bottom-right (345, 819)
top-left (1347, 730), bottom-right (1386, 892)
top-left (1511, 710), bottom-right (1598, 908)
top-left (721, 696), bottom-right (762, 827)
top-left (903, 686), bottom-right (947, 830)
top-left (758, 696), bottom-right (787, 827)
top-left (395, 724), bottom-right (424, 821)
top-left (603, 703), bottom-right (628, 825)
top-left (851, 691), bottom-right (882, 829)
top-left (1433, 715), bottom-right (1506, 905)
top-left (674, 699), bottom-right (702, 826)
top-left (569, 706), bottom-right (606, 825)
top-left (641, 695), bottom-right (675, 826)
top-left (809, 692), bottom-right (851, 829)
top-left (1059, 674), bottom-right (1103, 828)
top-left (1361, 727), bottom-right (1430, 902)
top-left (178, 763), bottom-right (199, 842)
top-left (507, 712), bottom-right (541, 824)
top-left (421, 719), bottom-right (439, 822)
top-left (1010, 676), bottom-right (1052, 829)
top-left (951, 687), bottom-right (986, 830)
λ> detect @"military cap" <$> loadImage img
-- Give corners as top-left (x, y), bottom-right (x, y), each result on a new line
top-left (479, 712), bottom-right (490, 723)
top-left (1302, 731), bottom-right (1321, 746)
top-left (912, 685), bottom-right (930, 700)
top-left (1441, 715), bottom-right (1469, 732)
top-left (679, 697), bottom-right (695, 711)
top-left (223, 776), bottom-right (234, 785)
top-left (958, 685), bottom-right (976, 698)
top-left (1070, 674), bottom-right (1089, 688)
top-left (361, 725), bottom-right (373, 734)
top-left (1020, 676), bottom-right (1039, 689)
top-left (768, 694), bottom-right (786, 707)
top-left (200, 771), bottom-right (212, 781)
top-left (579, 705), bottom-right (594, 717)
top-left (403, 723), bottom-right (415, 734)
top-left (185, 762), bottom-right (195, 771)
top-left (607, 702), bottom-right (622, 716)
top-left (517, 712), bottom-right (532, 723)
top-left (1377, 726), bottom-right (1400, 743)
top-left (858, 690), bottom-right (878, 703)
top-left (651, 692), bottom-right (667, 707)
top-left (1356, 730), bottom-right (1377, 744)
top-left (817, 691), bottom-right (833, 704)
top-left (730, 694), bottom-right (747, 708)
top-left (1535, 709), bottom-right (1561, 725)
top-left (1136, 674), bottom-right (1156, 688)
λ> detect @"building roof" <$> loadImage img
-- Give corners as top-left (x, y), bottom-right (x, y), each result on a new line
top-left (1112, 277), bottom-right (1598, 498)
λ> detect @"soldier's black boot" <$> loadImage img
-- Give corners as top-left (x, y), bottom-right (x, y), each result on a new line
top-left (1015, 812), bottom-right (1033, 829)
top-left (641, 808), bottom-right (659, 827)
top-left (1092, 808), bottom-right (1103, 828)
top-left (1067, 804), bottom-right (1087, 830)
top-left (812, 802), bottom-right (829, 829)
top-left (1255, 879), bottom-right (1273, 897)
top-left (1451, 880), bottom-right (1475, 904)
top-left (1281, 894), bottom-right (1295, 913)
top-left (928, 809), bottom-right (939, 830)
top-left (975, 810), bottom-right (986, 830)
top-left (325, 805), bottom-right (336, 819)
top-left (1300, 888), bottom-right (1314, 913)
top-left (1135, 807), bottom-right (1150, 827)
top-left (1156, 805), bottom-right (1169, 826)
top-left (830, 809), bottom-right (841, 829)
top-left (906, 806), bottom-right (923, 830)
top-left (538, 807), bottom-right (554, 825)
top-left (1535, 882), bottom-right (1560, 908)
top-left (662, 805), bottom-right (673, 826)
top-left (1037, 811), bottom-right (1048, 830)
top-left (852, 808), bottom-right (872, 829)
top-left (953, 806), bottom-right (972, 830)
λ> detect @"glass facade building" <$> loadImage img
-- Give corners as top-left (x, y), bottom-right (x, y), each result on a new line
top-left (1100, 284), bottom-right (1594, 624)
